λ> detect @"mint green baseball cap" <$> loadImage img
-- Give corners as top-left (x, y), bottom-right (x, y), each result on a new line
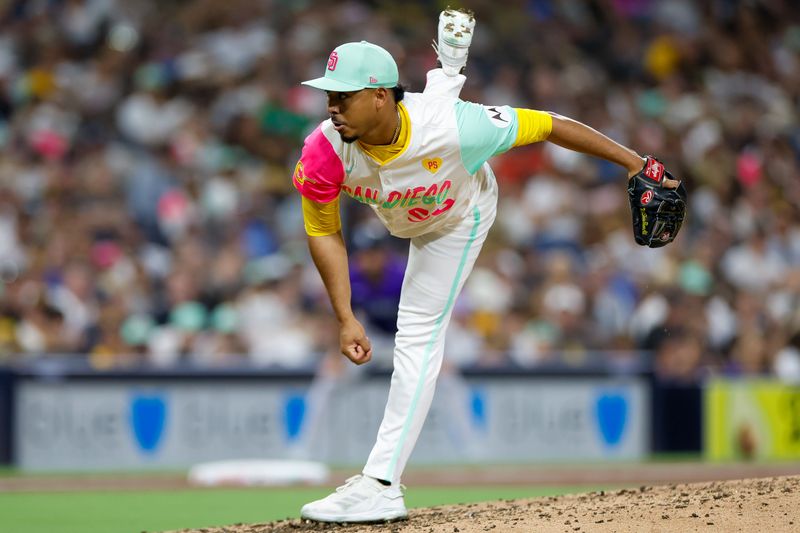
top-left (302, 41), bottom-right (398, 92)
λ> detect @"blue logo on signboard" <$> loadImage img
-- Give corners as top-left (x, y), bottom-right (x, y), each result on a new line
top-left (595, 391), bottom-right (628, 447)
top-left (470, 388), bottom-right (487, 431)
top-left (130, 393), bottom-right (167, 454)
top-left (284, 393), bottom-right (306, 442)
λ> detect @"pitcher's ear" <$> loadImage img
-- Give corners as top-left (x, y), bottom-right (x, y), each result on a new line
top-left (374, 87), bottom-right (390, 110)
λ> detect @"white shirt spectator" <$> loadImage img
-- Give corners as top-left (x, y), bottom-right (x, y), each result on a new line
top-left (774, 345), bottom-right (800, 385)
top-left (721, 239), bottom-right (787, 292)
top-left (116, 91), bottom-right (192, 146)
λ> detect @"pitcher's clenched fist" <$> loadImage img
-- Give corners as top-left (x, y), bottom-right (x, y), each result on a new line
top-left (339, 317), bottom-right (372, 364)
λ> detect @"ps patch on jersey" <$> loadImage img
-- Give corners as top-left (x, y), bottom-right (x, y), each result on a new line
top-left (423, 157), bottom-right (442, 173)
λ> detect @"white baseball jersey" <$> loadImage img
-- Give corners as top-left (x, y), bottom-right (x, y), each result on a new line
top-left (292, 85), bottom-right (549, 238)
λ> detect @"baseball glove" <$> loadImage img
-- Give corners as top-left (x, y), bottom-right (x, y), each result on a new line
top-left (627, 156), bottom-right (687, 248)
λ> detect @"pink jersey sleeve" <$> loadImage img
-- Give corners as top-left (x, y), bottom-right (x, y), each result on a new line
top-left (292, 125), bottom-right (344, 203)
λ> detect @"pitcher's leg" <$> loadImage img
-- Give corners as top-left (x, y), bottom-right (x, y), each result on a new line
top-left (363, 196), bottom-right (496, 484)
top-left (422, 68), bottom-right (465, 96)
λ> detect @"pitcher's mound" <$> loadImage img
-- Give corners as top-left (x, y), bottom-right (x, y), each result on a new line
top-left (174, 475), bottom-right (800, 533)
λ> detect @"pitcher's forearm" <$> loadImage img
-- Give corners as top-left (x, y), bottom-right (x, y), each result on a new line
top-left (308, 232), bottom-right (355, 324)
top-left (548, 113), bottom-right (644, 177)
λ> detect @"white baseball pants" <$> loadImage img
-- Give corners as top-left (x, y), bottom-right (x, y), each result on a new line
top-left (362, 171), bottom-right (498, 484)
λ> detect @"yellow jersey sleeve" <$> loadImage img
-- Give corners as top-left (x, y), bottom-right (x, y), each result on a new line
top-left (512, 109), bottom-right (553, 147)
top-left (302, 196), bottom-right (341, 236)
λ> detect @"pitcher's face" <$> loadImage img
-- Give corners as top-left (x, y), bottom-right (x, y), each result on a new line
top-left (326, 88), bottom-right (386, 144)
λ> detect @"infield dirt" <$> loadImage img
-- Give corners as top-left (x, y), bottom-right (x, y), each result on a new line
top-left (170, 475), bottom-right (800, 533)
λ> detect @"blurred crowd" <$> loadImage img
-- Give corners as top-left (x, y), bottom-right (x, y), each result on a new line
top-left (0, 0), bottom-right (798, 383)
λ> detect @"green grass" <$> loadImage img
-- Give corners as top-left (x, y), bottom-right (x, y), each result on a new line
top-left (0, 467), bottom-right (187, 478)
top-left (0, 485), bottom-right (596, 533)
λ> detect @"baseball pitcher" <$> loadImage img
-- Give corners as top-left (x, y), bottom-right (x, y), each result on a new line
top-left (294, 9), bottom-right (685, 523)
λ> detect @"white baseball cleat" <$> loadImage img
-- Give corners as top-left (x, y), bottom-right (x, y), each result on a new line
top-left (300, 474), bottom-right (408, 523)
top-left (433, 7), bottom-right (476, 76)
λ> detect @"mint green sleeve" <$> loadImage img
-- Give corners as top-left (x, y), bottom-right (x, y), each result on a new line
top-left (455, 101), bottom-right (520, 174)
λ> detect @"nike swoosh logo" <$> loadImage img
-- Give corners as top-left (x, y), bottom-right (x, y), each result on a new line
top-left (346, 161), bottom-right (355, 176)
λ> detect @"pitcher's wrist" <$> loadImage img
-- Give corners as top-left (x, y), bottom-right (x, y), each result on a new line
top-left (626, 155), bottom-right (646, 178)
top-left (336, 311), bottom-right (357, 325)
